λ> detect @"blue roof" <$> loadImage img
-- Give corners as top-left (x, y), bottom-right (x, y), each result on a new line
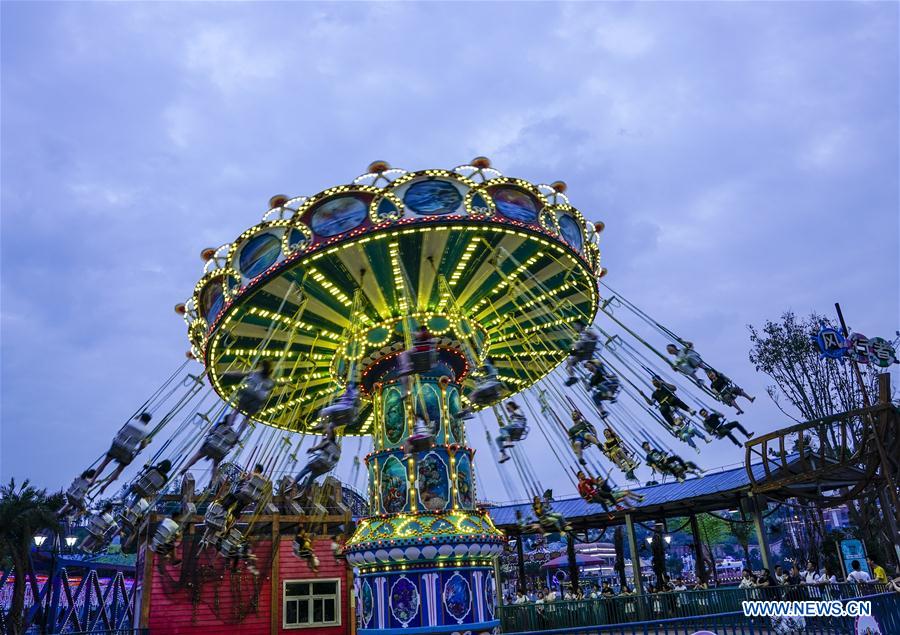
top-left (487, 461), bottom-right (771, 527)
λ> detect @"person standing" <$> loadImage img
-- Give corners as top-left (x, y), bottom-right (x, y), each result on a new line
top-left (847, 560), bottom-right (872, 584)
top-left (867, 558), bottom-right (888, 584)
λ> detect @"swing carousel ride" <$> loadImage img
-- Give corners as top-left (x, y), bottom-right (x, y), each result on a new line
top-left (58, 158), bottom-right (756, 635)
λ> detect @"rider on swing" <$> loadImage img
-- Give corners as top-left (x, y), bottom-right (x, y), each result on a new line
top-left (641, 441), bottom-right (702, 482)
top-left (294, 424), bottom-right (341, 494)
top-left (706, 369), bottom-right (755, 415)
top-left (568, 411), bottom-right (601, 466)
top-left (565, 321), bottom-right (600, 386)
top-left (400, 326), bottom-right (436, 398)
top-left (576, 470), bottom-right (644, 511)
top-left (666, 341), bottom-right (707, 381)
top-left (317, 382), bottom-right (360, 428)
top-left (699, 408), bottom-right (753, 447)
top-left (458, 357), bottom-right (503, 419)
top-left (647, 377), bottom-right (695, 427)
top-left (532, 491), bottom-right (570, 534)
top-left (601, 427), bottom-right (638, 481)
top-left (497, 401), bottom-right (527, 464)
top-left (221, 360), bottom-right (276, 429)
top-left (670, 415), bottom-right (710, 451)
top-left (90, 412), bottom-right (153, 496)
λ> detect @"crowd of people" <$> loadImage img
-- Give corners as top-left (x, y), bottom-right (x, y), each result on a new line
top-left (505, 556), bottom-right (896, 608)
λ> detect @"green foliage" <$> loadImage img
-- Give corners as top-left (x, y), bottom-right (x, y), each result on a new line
top-left (748, 311), bottom-right (883, 422)
top-left (0, 479), bottom-right (62, 635)
top-left (665, 552), bottom-right (684, 577)
top-left (695, 514), bottom-right (729, 584)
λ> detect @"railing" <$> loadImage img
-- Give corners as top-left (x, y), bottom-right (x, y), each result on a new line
top-left (497, 583), bottom-right (890, 632)
top-left (500, 591), bottom-right (899, 634)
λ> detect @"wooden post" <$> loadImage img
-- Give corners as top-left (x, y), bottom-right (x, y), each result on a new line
top-left (750, 496), bottom-right (772, 571)
top-left (139, 526), bottom-right (155, 628)
top-left (624, 514), bottom-right (642, 594)
top-left (270, 517), bottom-right (280, 635)
top-left (874, 373), bottom-right (900, 565)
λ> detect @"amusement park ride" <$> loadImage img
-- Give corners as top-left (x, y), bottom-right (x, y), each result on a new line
top-left (45, 158), bottom-right (794, 635)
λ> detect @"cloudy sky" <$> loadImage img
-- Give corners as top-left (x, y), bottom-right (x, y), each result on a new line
top-left (2, 2), bottom-right (897, 502)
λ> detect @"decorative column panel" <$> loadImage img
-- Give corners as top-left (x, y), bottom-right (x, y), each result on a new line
top-left (347, 373), bottom-right (504, 634)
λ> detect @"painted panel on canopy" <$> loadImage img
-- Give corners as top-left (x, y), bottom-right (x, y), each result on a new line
top-left (309, 195), bottom-right (370, 237)
top-left (557, 213), bottom-right (584, 252)
top-left (401, 179), bottom-right (466, 216)
top-left (491, 186), bottom-right (540, 223)
top-left (237, 231), bottom-right (283, 279)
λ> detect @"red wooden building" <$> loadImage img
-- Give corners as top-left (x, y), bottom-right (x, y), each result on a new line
top-left (137, 514), bottom-right (355, 635)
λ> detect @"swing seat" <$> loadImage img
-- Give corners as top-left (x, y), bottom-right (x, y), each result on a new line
top-left (109, 420), bottom-right (147, 462)
top-left (407, 432), bottom-right (435, 452)
top-left (235, 474), bottom-right (268, 507)
top-left (407, 346), bottom-right (438, 374)
top-left (319, 401), bottom-right (358, 426)
top-left (81, 515), bottom-right (117, 553)
top-left (218, 527), bottom-right (244, 559)
top-left (470, 379), bottom-right (503, 405)
top-left (120, 497), bottom-right (150, 530)
top-left (506, 417), bottom-right (528, 442)
top-left (204, 501), bottom-right (227, 531)
top-left (572, 338), bottom-right (598, 360)
top-left (84, 513), bottom-right (117, 545)
top-left (151, 518), bottom-right (180, 553)
top-left (131, 469), bottom-right (167, 500)
top-left (66, 478), bottom-right (91, 507)
top-left (201, 427), bottom-right (239, 461)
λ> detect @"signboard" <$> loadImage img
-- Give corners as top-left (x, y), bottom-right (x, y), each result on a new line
top-left (867, 336), bottom-right (898, 368)
top-left (814, 327), bottom-right (846, 360)
top-left (839, 539), bottom-right (870, 577)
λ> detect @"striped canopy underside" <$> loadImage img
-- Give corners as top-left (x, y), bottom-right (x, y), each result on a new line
top-left (207, 225), bottom-right (597, 433)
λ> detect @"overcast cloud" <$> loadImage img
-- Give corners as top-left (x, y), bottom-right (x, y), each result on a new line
top-left (2, 2), bottom-right (897, 501)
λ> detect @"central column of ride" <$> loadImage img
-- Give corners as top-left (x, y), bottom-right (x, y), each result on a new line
top-left (345, 359), bottom-right (505, 634)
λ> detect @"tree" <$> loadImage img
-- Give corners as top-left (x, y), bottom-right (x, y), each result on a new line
top-left (0, 479), bottom-right (61, 635)
top-left (731, 518), bottom-right (754, 568)
top-left (695, 514), bottom-right (729, 585)
top-left (748, 310), bottom-right (888, 423)
top-left (748, 310), bottom-right (896, 565)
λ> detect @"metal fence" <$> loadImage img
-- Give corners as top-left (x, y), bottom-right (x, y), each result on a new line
top-left (497, 583), bottom-right (891, 633)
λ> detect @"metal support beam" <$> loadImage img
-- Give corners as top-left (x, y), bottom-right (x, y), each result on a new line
top-left (516, 534), bottom-right (526, 594)
top-left (689, 513), bottom-right (706, 584)
top-left (750, 496), bottom-right (772, 571)
top-left (493, 556), bottom-right (504, 606)
top-left (567, 534), bottom-right (580, 593)
top-left (624, 513), bottom-right (643, 594)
